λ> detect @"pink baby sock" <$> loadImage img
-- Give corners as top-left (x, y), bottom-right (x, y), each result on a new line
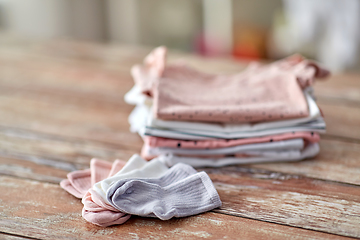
top-left (90, 159), bottom-right (113, 186)
top-left (62, 159), bottom-right (126, 199)
top-left (84, 189), bottom-right (119, 212)
top-left (82, 190), bottom-right (131, 227)
top-left (61, 158), bottom-right (132, 226)
top-left (108, 160), bottom-right (127, 177)
top-left (82, 209), bottom-right (131, 227)
top-left (60, 179), bottom-right (83, 199)
top-left (67, 169), bottom-right (91, 198)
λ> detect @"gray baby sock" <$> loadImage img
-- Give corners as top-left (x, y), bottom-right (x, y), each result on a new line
top-left (106, 165), bottom-right (221, 220)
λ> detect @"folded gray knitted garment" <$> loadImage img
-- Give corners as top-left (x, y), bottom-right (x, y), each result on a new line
top-left (106, 163), bottom-right (221, 220)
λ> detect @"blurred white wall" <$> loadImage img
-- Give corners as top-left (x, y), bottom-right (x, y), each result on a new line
top-left (1, 0), bottom-right (70, 39)
top-left (0, 0), bottom-right (203, 51)
top-left (0, 0), bottom-right (358, 71)
top-left (0, 0), bottom-right (106, 40)
top-left (106, 0), bottom-right (139, 44)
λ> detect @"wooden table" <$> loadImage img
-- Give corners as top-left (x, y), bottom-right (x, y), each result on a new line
top-left (0, 37), bottom-right (359, 239)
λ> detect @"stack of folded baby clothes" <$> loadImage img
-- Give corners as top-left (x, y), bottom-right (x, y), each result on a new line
top-left (125, 47), bottom-right (330, 167)
top-left (60, 154), bottom-right (221, 227)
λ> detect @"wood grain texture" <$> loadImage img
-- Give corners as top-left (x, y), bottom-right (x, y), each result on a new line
top-left (314, 73), bottom-right (360, 105)
top-left (0, 93), bottom-right (141, 148)
top-left (0, 126), bottom-right (139, 170)
top-left (317, 101), bottom-right (360, 140)
top-left (201, 166), bottom-right (360, 238)
top-left (250, 137), bottom-right (360, 185)
top-left (0, 156), bottom-right (67, 183)
top-left (0, 176), bottom-right (353, 240)
top-left (0, 233), bottom-right (36, 240)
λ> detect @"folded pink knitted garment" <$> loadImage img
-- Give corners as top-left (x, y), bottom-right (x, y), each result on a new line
top-left (145, 131), bottom-right (320, 149)
top-left (131, 47), bottom-right (329, 123)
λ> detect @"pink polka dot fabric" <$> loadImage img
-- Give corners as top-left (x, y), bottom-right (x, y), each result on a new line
top-left (132, 47), bottom-right (329, 123)
top-left (145, 131), bottom-right (320, 149)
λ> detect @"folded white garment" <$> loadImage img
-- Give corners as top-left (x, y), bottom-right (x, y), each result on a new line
top-left (147, 138), bottom-right (304, 156)
top-left (92, 154), bottom-right (169, 203)
top-left (158, 143), bottom-right (320, 167)
top-left (124, 85), bottom-right (152, 106)
top-left (128, 105), bottom-right (151, 134)
top-left (143, 119), bottom-right (325, 140)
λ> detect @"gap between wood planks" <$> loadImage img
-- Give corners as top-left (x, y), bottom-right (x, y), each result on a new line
top-left (0, 231), bottom-right (42, 240)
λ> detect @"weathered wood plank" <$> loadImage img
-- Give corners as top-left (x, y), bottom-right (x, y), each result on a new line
top-left (314, 73), bottom-right (360, 105)
top-left (0, 176), bottom-right (352, 240)
top-left (200, 166), bottom-right (360, 238)
top-left (0, 126), bottom-right (140, 169)
top-left (250, 137), bottom-right (360, 185)
top-left (0, 93), bottom-right (141, 148)
top-left (0, 55), bottom-right (135, 93)
top-left (317, 101), bottom-right (360, 140)
top-left (0, 233), bottom-right (35, 240)
top-left (0, 156), bottom-right (70, 184)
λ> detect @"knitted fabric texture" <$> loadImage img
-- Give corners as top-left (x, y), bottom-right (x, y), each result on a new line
top-left (106, 164), bottom-right (221, 220)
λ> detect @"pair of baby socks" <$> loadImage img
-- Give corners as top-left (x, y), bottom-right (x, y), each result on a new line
top-left (61, 154), bottom-right (221, 226)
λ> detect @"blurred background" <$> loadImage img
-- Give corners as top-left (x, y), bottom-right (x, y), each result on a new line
top-left (0, 0), bottom-right (359, 72)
